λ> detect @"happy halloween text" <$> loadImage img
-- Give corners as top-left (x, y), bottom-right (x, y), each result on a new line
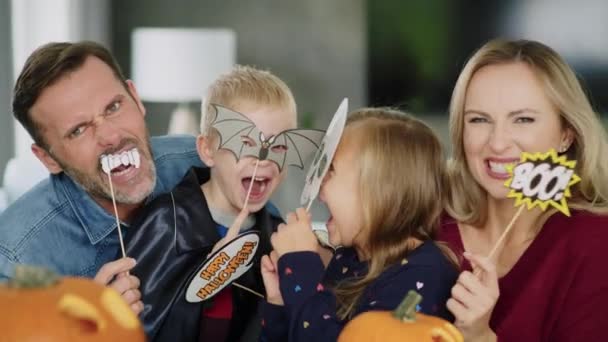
top-left (196, 241), bottom-right (257, 300)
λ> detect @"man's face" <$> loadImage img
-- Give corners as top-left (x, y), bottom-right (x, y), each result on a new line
top-left (30, 57), bottom-right (156, 210)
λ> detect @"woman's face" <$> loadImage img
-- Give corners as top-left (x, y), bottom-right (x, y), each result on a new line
top-left (462, 62), bottom-right (572, 200)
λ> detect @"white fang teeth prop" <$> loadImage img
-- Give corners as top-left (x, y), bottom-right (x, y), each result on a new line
top-left (121, 153), bottom-right (129, 166)
top-left (132, 148), bottom-right (141, 169)
top-left (100, 148), bottom-right (142, 175)
top-left (101, 155), bottom-right (111, 174)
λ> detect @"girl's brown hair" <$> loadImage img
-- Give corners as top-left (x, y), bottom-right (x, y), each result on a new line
top-left (334, 108), bottom-right (454, 319)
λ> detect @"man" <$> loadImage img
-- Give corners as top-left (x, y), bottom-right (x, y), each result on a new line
top-left (0, 41), bottom-right (203, 313)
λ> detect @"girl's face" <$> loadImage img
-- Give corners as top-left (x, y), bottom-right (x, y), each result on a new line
top-left (463, 62), bottom-right (573, 201)
top-left (319, 129), bottom-right (365, 250)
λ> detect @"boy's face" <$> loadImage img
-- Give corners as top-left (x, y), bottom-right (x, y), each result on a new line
top-left (199, 101), bottom-right (296, 214)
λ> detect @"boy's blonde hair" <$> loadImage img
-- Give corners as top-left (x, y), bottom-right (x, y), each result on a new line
top-left (447, 39), bottom-right (608, 226)
top-left (334, 108), bottom-right (454, 319)
top-left (200, 65), bottom-right (296, 136)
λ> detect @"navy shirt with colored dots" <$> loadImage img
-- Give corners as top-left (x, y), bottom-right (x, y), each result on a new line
top-left (260, 240), bottom-right (458, 341)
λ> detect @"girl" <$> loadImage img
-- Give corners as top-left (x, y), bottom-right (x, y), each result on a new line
top-left (260, 108), bottom-right (459, 341)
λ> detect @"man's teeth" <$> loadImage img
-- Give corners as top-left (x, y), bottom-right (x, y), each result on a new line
top-left (489, 161), bottom-right (513, 174)
top-left (100, 148), bottom-right (141, 174)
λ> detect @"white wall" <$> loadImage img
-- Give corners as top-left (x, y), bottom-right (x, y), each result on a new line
top-left (0, 0), bottom-right (14, 184)
top-left (10, 0), bottom-right (110, 158)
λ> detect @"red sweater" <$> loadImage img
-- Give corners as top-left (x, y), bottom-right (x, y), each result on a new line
top-left (439, 210), bottom-right (608, 341)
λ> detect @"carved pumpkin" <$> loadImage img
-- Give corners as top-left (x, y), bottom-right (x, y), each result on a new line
top-left (338, 290), bottom-right (463, 342)
top-left (0, 265), bottom-right (146, 342)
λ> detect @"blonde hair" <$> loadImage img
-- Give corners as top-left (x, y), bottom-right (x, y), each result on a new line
top-left (334, 108), bottom-right (455, 319)
top-left (200, 65), bottom-right (296, 135)
top-left (447, 39), bottom-right (608, 225)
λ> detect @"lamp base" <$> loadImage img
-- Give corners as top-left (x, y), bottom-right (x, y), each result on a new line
top-left (167, 103), bottom-right (200, 136)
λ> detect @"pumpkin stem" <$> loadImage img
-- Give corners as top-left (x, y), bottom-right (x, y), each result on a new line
top-left (8, 265), bottom-right (59, 288)
top-left (393, 290), bottom-right (422, 322)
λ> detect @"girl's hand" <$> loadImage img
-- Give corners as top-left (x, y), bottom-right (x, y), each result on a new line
top-left (261, 250), bottom-right (283, 305)
top-left (447, 252), bottom-right (499, 342)
top-left (270, 208), bottom-right (319, 257)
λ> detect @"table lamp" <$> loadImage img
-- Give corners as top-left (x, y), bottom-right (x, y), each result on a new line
top-left (131, 28), bottom-right (236, 135)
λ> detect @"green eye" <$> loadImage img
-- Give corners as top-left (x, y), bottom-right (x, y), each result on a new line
top-left (104, 101), bottom-right (122, 116)
top-left (70, 126), bottom-right (86, 138)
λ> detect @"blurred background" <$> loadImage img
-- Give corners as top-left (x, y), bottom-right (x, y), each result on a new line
top-left (0, 0), bottom-right (607, 216)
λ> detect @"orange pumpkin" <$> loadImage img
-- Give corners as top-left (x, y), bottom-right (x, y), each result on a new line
top-left (339, 290), bottom-right (463, 342)
top-left (0, 265), bottom-right (146, 342)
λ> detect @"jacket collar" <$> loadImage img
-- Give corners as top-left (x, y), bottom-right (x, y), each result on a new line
top-left (57, 169), bottom-right (168, 245)
top-left (174, 167), bottom-right (278, 256)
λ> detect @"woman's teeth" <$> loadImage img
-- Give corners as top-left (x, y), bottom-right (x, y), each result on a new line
top-left (488, 161), bottom-right (513, 174)
top-left (100, 148), bottom-right (141, 174)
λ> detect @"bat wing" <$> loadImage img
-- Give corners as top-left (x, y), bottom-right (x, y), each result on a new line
top-left (266, 129), bottom-right (326, 171)
top-left (210, 104), bottom-right (262, 162)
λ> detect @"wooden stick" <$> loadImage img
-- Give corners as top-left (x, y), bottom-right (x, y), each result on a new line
top-left (232, 281), bottom-right (264, 299)
top-left (107, 172), bottom-right (127, 259)
top-left (306, 197), bottom-right (314, 212)
top-left (214, 159), bottom-right (260, 254)
top-left (243, 159), bottom-right (260, 209)
top-left (487, 205), bottom-right (525, 260)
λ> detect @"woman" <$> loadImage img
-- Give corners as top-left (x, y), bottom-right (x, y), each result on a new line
top-left (441, 38), bottom-right (608, 341)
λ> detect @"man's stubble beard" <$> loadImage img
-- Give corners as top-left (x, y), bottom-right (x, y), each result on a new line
top-left (48, 138), bottom-right (157, 205)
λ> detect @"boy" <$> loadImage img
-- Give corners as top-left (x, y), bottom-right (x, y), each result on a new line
top-left (124, 65), bottom-right (301, 341)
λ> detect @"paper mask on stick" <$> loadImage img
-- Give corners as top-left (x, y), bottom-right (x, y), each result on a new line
top-left (99, 149), bottom-right (143, 258)
top-left (504, 149), bottom-right (580, 216)
top-left (300, 98), bottom-right (348, 210)
top-left (209, 104), bottom-right (325, 172)
top-left (486, 148), bottom-right (580, 260)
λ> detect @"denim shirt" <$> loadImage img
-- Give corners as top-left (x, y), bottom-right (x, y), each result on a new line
top-left (0, 135), bottom-right (203, 281)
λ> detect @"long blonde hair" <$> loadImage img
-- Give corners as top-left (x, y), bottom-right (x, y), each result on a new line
top-left (334, 108), bottom-right (453, 319)
top-left (447, 39), bottom-right (608, 225)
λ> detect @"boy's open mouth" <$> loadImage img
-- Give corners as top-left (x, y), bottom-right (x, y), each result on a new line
top-left (242, 176), bottom-right (270, 200)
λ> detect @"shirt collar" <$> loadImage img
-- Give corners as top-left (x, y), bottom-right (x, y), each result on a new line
top-left (58, 173), bottom-right (120, 245)
top-left (57, 168), bottom-right (167, 245)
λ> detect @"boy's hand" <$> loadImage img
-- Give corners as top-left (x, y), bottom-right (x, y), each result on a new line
top-left (261, 250), bottom-right (283, 305)
top-left (210, 207), bottom-right (249, 255)
top-left (270, 208), bottom-right (319, 257)
top-left (94, 258), bottom-right (143, 315)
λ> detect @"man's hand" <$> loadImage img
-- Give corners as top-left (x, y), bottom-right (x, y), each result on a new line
top-left (94, 257), bottom-right (143, 315)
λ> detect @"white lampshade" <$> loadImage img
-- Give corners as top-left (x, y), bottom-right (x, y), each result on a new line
top-left (131, 28), bottom-right (236, 103)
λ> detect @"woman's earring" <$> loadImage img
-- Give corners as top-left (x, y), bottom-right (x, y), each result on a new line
top-left (559, 143), bottom-right (569, 153)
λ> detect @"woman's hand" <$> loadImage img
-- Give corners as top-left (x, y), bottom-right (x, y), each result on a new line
top-left (261, 250), bottom-right (283, 305)
top-left (447, 252), bottom-right (499, 341)
top-left (270, 208), bottom-right (319, 257)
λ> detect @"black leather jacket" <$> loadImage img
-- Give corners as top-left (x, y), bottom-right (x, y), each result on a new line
top-left (123, 167), bottom-right (282, 341)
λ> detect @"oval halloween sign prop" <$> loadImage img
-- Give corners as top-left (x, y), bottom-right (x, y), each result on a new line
top-left (185, 231), bottom-right (260, 303)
